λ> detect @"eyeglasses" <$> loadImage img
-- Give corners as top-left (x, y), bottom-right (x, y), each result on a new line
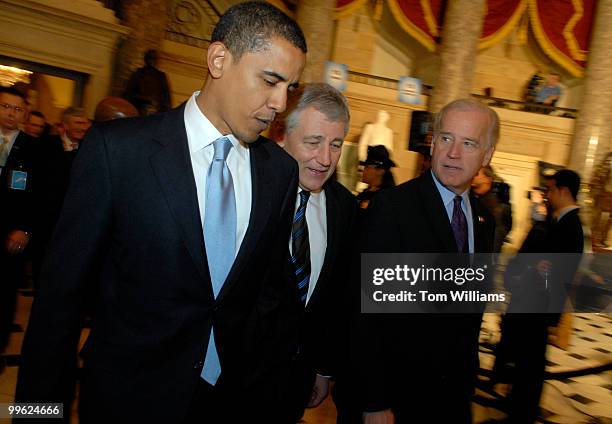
top-left (0, 103), bottom-right (25, 113)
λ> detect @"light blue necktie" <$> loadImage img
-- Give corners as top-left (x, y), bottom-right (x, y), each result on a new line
top-left (201, 136), bottom-right (236, 385)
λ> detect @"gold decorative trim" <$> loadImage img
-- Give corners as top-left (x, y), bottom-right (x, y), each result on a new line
top-left (420, 0), bottom-right (439, 37)
top-left (528, 0), bottom-right (584, 77)
top-left (479, 0), bottom-right (527, 49)
top-left (388, 0), bottom-right (437, 52)
top-left (563, 0), bottom-right (587, 61)
top-left (334, 0), bottom-right (368, 20)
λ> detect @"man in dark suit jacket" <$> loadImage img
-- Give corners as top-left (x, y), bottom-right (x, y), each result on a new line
top-left (32, 107), bottom-right (90, 285)
top-left (16, 2), bottom-right (307, 422)
top-left (276, 83), bottom-right (358, 422)
top-left (0, 87), bottom-right (36, 371)
top-left (356, 98), bottom-right (498, 424)
top-left (499, 169), bottom-right (584, 424)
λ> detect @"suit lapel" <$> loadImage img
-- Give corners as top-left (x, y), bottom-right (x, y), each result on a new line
top-left (6, 131), bottom-right (26, 163)
top-left (418, 171), bottom-right (458, 253)
top-left (217, 137), bottom-right (273, 301)
top-left (306, 183), bottom-right (337, 309)
top-left (148, 106), bottom-right (211, 287)
top-left (470, 195), bottom-right (487, 253)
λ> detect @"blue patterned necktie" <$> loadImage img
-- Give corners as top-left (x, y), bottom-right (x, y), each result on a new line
top-left (201, 136), bottom-right (236, 385)
top-left (451, 195), bottom-right (468, 253)
top-left (292, 190), bottom-right (311, 305)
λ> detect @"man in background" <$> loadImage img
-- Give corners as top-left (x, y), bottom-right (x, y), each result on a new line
top-left (23, 111), bottom-right (47, 139)
top-left (93, 96), bottom-right (138, 122)
top-left (535, 73), bottom-right (562, 113)
top-left (276, 83), bottom-right (357, 421)
top-left (500, 169), bottom-right (583, 424)
top-left (31, 107), bottom-right (90, 285)
top-left (0, 86), bottom-right (36, 373)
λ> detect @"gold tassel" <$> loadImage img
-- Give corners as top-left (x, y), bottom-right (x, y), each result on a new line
top-left (517, 8), bottom-right (529, 45)
top-left (373, 0), bottom-right (383, 21)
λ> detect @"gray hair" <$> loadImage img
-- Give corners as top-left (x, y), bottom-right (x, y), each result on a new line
top-left (433, 98), bottom-right (500, 149)
top-left (284, 83), bottom-right (350, 137)
top-left (62, 106), bottom-right (87, 123)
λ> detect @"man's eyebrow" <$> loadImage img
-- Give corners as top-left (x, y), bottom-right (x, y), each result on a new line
top-left (263, 70), bottom-right (287, 81)
top-left (303, 135), bottom-right (323, 141)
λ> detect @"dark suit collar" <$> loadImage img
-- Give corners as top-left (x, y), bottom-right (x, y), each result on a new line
top-left (149, 105), bottom-right (212, 290)
top-left (417, 170), bottom-right (459, 253)
top-left (556, 206), bottom-right (580, 223)
top-left (469, 195), bottom-right (488, 253)
top-left (306, 181), bottom-right (338, 309)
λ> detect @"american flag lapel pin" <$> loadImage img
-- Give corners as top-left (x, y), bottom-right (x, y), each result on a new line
top-left (478, 216), bottom-right (485, 223)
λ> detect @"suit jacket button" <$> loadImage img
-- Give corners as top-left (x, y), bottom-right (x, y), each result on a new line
top-left (194, 360), bottom-right (204, 369)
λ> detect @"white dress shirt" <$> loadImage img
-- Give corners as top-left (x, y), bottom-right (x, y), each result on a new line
top-left (184, 91), bottom-right (252, 258)
top-left (290, 188), bottom-right (327, 305)
top-left (0, 129), bottom-right (19, 169)
top-left (431, 172), bottom-right (475, 253)
top-left (61, 134), bottom-right (79, 152)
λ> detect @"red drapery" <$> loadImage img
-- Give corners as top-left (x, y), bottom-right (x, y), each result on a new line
top-left (530, 0), bottom-right (595, 76)
top-left (334, 0), bottom-right (596, 75)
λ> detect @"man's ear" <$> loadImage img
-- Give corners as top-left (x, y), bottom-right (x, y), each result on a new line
top-left (207, 41), bottom-right (229, 79)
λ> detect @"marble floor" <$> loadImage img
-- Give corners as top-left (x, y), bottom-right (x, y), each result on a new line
top-left (1, 290), bottom-right (611, 424)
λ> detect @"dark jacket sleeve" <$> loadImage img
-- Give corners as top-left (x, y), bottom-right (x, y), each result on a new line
top-left (352, 192), bottom-right (402, 412)
top-left (312, 189), bottom-right (359, 377)
top-left (15, 125), bottom-right (113, 404)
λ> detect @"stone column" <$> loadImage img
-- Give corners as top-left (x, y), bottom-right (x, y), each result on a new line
top-left (296, 0), bottom-right (336, 83)
top-left (568, 0), bottom-right (612, 182)
top-left (111, 0), bottom-right (169, 96)
top-left (428, 0), bottom-right (486, 112)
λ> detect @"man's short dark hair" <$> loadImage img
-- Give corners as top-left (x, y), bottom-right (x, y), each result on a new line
top-left (0, 86), bottom-right (26, 100)
top-left (552, 169), bottom-right (581, 200)
top-left (211, 1), bottom-right (307, 60)
top-left (29, 110), bottom-right (45, 120)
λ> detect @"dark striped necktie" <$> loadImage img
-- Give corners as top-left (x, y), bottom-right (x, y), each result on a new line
top-left (292, 190), bottom-right (311, 305)
top-left (451, 195), bottom-right (468, 253)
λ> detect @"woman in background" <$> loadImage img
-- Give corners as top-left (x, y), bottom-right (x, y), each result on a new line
top-left (356, 145), bottom-right (396, 210)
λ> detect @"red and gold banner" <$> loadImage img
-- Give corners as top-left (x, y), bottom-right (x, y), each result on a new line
top-left (530, 0), bottom-right (596, 76)
top-left (335, 0), bottom-right (596, 74)
top-left (480, 0), bottom-right (527, 48)
top-left (387, 0), bottom-right (443, 52)
top-left (375, 0), bottom-right (527, 51)
top-left (336, 0), bottom-right (369, 19)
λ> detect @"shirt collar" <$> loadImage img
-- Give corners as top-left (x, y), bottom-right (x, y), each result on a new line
top-left (61, 134), bottom-right (78, 149)
top-left (557, 205), bottom-right (579, 221)
top-left (431, 170), bottom-right (470, 207)
top-left (0, 128), bottom-right (19, 142)
top-left (184, 91), bottom-right (248, 161)
top-left (296, 187), bottom-right (326, 209)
